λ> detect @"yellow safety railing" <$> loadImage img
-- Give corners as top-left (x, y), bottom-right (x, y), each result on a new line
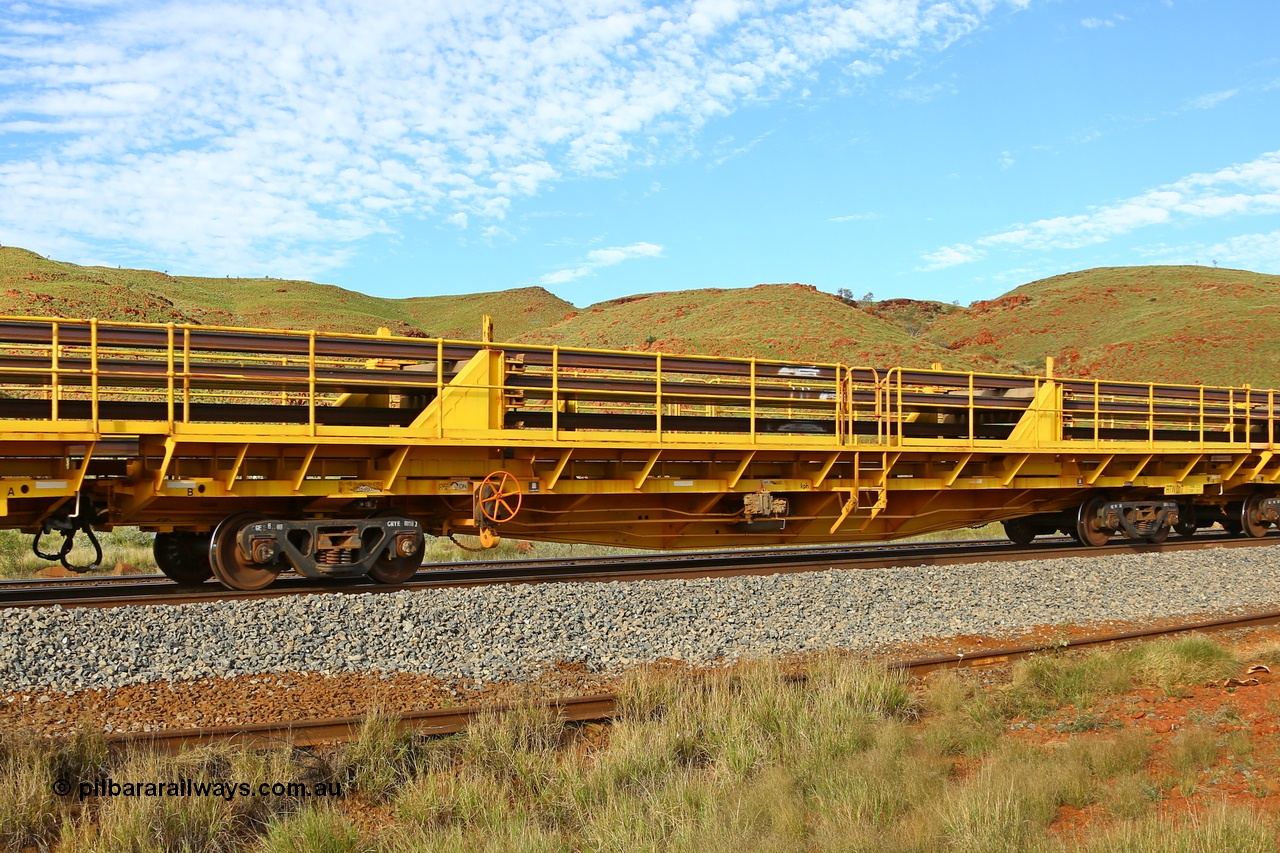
top-left (1, 314), bottom-right (1275, 453)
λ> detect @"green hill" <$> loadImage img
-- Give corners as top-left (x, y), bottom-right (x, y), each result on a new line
top-left (925, 266), bottom-right (1280, 387)
top-left (515, 283), bottom-right (999, 370)
top-left (3, 247), bottom-right (1276, 386)
top-left (0, 247), bottom-right (573, 340)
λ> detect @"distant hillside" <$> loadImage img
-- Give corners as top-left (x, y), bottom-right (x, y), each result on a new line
top-left (0, 247), bottom-right (573, 339)
top-left (3, 247), bottom-right (1276, 386)
top-left (515, 284), bottom-right (1001, 371)
top-left (926, 266), bottom-right (1280, 387)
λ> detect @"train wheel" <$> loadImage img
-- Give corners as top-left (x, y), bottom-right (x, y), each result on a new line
top-left (1144, 525), bottom-right (1170, 544)
top-left (209, 511), bottom-right (278, 591)
top-left (1222, 502), bottom-right (1244, 536)
top-left (1075, 497), bottom-right (1111, 547)
top-left (366, 511), bottom-right (425, 584)
top-left (1002, 517), bottom-right (1035, 546)
top-left (1241, 494), bottom-right (1273, 539)
top-left (154, 532), bottom-right (213, 585)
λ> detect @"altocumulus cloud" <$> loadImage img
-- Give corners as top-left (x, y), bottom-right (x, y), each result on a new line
top-left (0, 0), bottom-right (1026, 277)
top-left (920, 149), bottom-right (1280, 269)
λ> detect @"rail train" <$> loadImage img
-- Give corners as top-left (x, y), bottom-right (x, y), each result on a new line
top-left (1, 315), bottom-right (1276, 590)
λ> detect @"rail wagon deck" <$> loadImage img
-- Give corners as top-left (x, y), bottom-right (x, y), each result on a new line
top-left (2, 315), bottom-right (1277, 589)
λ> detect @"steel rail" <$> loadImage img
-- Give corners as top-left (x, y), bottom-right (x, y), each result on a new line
top-left (5, 531), bottom-right (1276, 610)
top-left (107, 605), bottom-right (1280, 753)
top-left (1, 316), bottom-right (1263, 404)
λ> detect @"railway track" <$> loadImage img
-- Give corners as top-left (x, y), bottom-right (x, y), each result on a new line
top-left (5, 530), bottom-right (1278, 610)
top-left (108, 604), bottom-right (1280, 753)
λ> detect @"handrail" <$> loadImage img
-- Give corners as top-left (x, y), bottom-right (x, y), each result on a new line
top-left (0, 314), bottom-right (1274, 451)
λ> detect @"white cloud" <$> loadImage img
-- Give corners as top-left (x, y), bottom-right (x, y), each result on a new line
top-left (827, 212), bottom-right (879, 222)
top-left (541, 241), bottom-right (663, 284)
top-left (0, 0), bottom-right (1023, 276)
top-left (917, 243), bottom-right (982, 270)
top-left (999, 150), bottom-right (1014, 169)
top-left (446, 212), bottom-right (468, 229)
top-left (1081, 14), bottom-right (1124, 29)
top-left (845, 59), bottom-right (883, 77)
top-left (1187, 88), bottom-right (1239, 110)
top-left (920, 149), bottom-right (1280, 268)
top-left (1136, 230), bottom-right (1280, 272)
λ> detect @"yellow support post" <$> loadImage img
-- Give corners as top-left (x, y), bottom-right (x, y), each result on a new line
top-left (551, 346), bottom-right (559, 440)
top-left (89, 318), bottom-right (99, 429)
top-left (165, 323), bottom-right (175, 429)
top-left (182, 327), bottom-right (191, 424)
top-left (307, 331), bottom-right (317, 436)
top-left (436, 339), bottom-right (445, 439)
top-left (50, 321), bottom-right (59, 422)
top-left (655, 352), bottom-right (663, 442)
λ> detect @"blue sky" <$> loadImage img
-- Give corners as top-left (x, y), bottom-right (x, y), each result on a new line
top-left (1, 1), bottom-right (1277, 307)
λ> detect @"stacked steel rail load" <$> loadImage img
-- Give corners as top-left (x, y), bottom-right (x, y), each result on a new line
top-left (1, 315), bottom-right (1278, 590)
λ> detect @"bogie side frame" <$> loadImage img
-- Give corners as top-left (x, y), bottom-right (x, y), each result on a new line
top-left (1, 315), bottom-right (1277, 585)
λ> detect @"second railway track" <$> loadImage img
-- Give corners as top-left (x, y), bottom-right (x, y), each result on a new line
top-left (106, 604), bottom-right (1280, 753)
top-left (5, 529), bottom-right (1277, 610)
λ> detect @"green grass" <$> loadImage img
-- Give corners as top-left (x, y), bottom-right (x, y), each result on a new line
top-left (0, 526), bottom-right (157, 578)
top-left (1068, 803), bottom-right (1276, 853)
top-left (4, 638), bottom-right (1276, 852)
top-left (1008, 635), bottom-right (1240, 715)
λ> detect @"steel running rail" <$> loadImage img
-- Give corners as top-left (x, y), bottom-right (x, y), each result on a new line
top-left (4, 530), bottom-right (1277, 610)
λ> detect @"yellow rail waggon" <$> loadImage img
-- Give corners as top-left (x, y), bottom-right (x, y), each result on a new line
top-left (1, 315), bottom-right (1277, 589)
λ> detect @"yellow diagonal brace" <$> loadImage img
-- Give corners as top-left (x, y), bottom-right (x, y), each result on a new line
top-left (69, 442), bottom-right (96, 491)
top-left (152, 438), bottom-right (177, 488)
top-left (942, 453), bottom-right (973, 488)
top-left (811, 452), bottom-right (840, 489)
top-left (727, 452), bottom-right (755, 489)
top-left (545, 449), bottom-right (573, 491)
top-left (876, 452), bottom-right (901, 487)
top-left (1242, 450), bottom-right (1274, 482)
top-left (1222, 453), bottom-right (1251, 484)
top-left (381, 446), bottom-right (412, 491)
top-left (1130, 455), bottom-right (1153, 479)
top-left (829, 490), bottom-right (858, 535)
top-left (292, 446), bottom-right (318, 492)
top-left (1173, 454), bottom-right (1203, 483)
top-left (1084, 454), bottom-right (1114, 485)
top-left (224, 443), bottom-right (249, 490)
top-left (1001, 454), bottom-right (1030, 487)
top-left (633, 451), bottom-right (660, 490)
